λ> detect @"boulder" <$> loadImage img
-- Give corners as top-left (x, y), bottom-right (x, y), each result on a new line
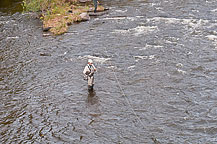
top-left (79, 12), bottom-right (90, 21)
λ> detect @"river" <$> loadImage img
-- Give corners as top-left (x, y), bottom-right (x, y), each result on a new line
top-left (1, 0), bottom-right (217, 143)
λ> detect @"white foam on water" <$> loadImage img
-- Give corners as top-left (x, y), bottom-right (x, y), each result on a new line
top-left (0, 20), bottom-right (11, 25)
top-left (155, 7), bottom-right (163, 11)
top-left (136, 16), bottom-right (145, 18)
top-left (205, 0), bottom-right (213, 3)
top-left (149, 2), bottom-right (160, 7)
top-left (101, 16), bottom-right (144, 22)
top-left (187, 51), bottom-right (193, 56)
top-left (150, 17), bottom-right (178, 24)
top-left (102, 17), bottom-right (126, 20)
top-left (128, 65), bottom-right (135, 70)
top-left (207, 23), bottom-right (217, 29)
top-left (164, 37), bottom-right (179, 44)
top-left (149, 55), bottom-right (155, 60)
top-left (134, 55), bottom-right (155, 62)
top-left (133, 26), bottom-right (158, 36)
top-left (206, 35), bottom-right (217, 46)
top-left (148, 17), bottom-right (209, 29)
top-left (107, 65), bottom-right (117, 69)
top-left (165, 40), bottom-right (176, 44)
top-left (112, 26), bottom-right (158, 36)
top-left (206, 35), bottom-right (217, 41)
top-left (115, 9), bottom-right (127, 13)
top-left (192, 9), bottom-right (199, 13)
top-left (0, 21), bottom-right (5, 24)
top-left (127, 17), bottom-right (137, 21)
top-left (188, 19), bottom-right (209, 29)
top-left (101, 16), bottom-right (137, 21)
top-left (134, 56), bottom-right (148, 59)
top-left (112, 29), bottom-right (129, 34)
top-left (134, 56), bottom-right (148, 62)
top-left (143, 44), bottom-right (153, 50)
top-left (6, 36), bottom-right (19, 40)
top-left (176, 63), bottom-right (183, 68)
top-left (78, 55), bottom-right (110, 64)
top-left (154, 45), bottom-right (164, 48)
top-left (176, 68), bottom-right (187, 75)
top-left (139, 44), bottom-right (163, 50)
top-left (211, 8), bottom-right (217, 12)
top-left (152, 17), bottom-right (179, 24)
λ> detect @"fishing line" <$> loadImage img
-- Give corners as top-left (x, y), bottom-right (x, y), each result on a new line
top-left (104, 47), bottom-right (146, 130)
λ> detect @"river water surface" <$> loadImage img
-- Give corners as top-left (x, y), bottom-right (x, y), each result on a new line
top-left (1, 0), bottom-right (217, 143)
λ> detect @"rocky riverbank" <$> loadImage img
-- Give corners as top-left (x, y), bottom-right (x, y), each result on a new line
top-left (23, 0), bottom-right (108, 35)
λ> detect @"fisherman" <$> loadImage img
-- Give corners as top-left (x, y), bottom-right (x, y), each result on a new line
top-left (83, 59), bottom-right (97, 91)
top-left (93, 0), bottom-right (98, 13)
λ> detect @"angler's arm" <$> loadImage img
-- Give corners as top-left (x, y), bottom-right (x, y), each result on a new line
top-left (83, 66), bottom-right (89, 75)
top-left (92, 64), bottom-right (97, 72)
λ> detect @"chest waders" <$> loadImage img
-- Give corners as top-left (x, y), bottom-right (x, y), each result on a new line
top-left (87, 65), bottom-right (94, 91)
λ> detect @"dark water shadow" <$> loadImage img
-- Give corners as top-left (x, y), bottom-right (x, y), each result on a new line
top-left (87, 90), bottom-right (98, 105)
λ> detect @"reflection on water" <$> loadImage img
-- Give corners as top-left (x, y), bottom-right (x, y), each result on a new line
top-left (87, 90), bottom-right (98, 105)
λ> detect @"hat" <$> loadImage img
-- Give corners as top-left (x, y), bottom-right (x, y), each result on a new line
top-left (88, 59), bottom-right (93, 64)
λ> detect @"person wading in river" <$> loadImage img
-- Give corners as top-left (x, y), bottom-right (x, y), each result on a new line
top-left (83, 59), bottom-right (97, 91)
top-left (93, 0), bottom-right (98, 13)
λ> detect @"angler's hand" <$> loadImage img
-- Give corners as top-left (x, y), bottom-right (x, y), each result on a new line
top-left (89, 72), bottom-right (94, 77)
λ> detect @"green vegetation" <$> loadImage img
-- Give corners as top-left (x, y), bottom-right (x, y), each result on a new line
top-left (23, 0), bottom-right (105, 35)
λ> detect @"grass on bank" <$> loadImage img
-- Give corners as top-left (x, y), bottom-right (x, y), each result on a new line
top-left (23, 0), bottom-right (105, 35)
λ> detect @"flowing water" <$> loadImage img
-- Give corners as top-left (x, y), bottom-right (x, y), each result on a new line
top-left (1, 0), bottom-right (217, 143)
